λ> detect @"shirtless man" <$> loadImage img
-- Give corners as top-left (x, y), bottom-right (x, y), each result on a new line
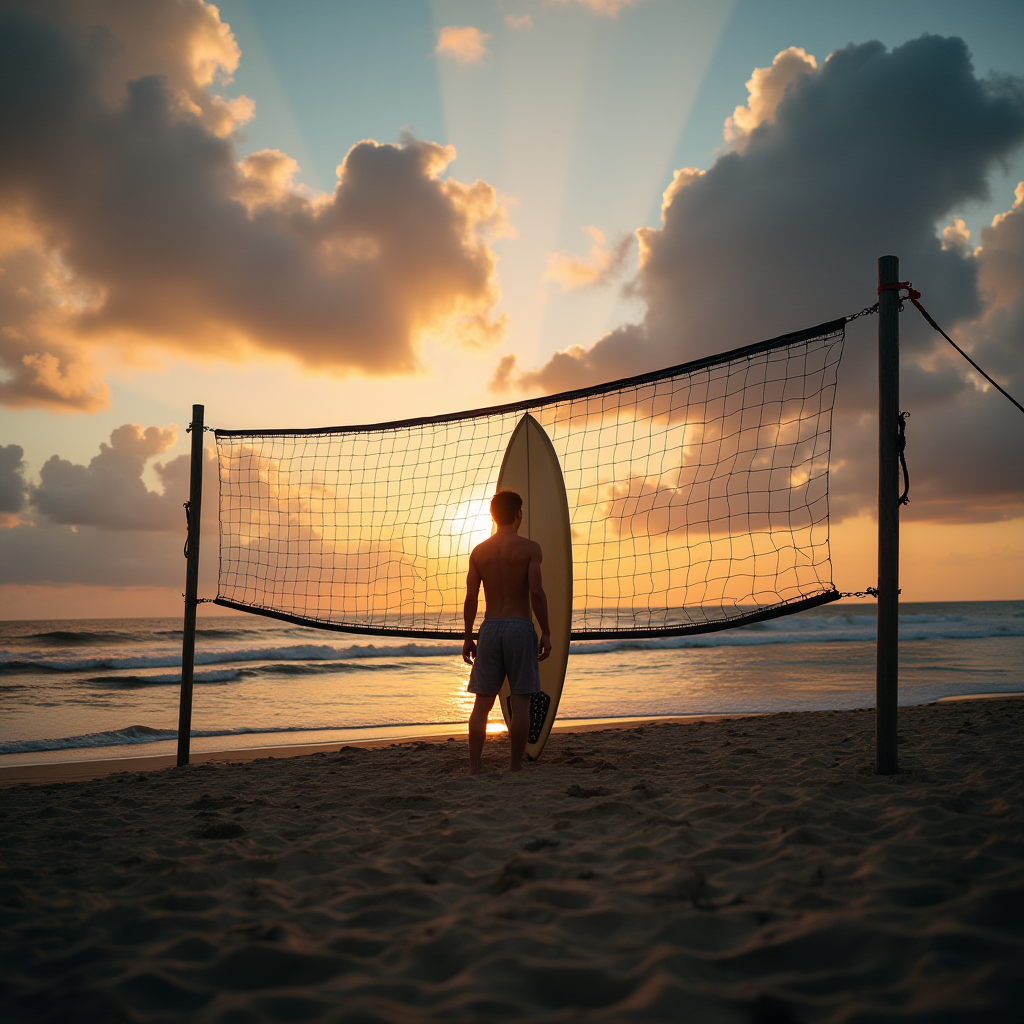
top-left (462, 489), bottom-right (552, 774)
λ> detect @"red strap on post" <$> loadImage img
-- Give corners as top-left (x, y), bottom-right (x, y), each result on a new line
top-left (877, 281), bottom-right (921, 302)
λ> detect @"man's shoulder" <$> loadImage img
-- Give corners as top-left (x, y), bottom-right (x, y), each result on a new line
top-left (519, 535), bottom-right (543, 557)
top-left (469, 537), bottom-right (492, 559)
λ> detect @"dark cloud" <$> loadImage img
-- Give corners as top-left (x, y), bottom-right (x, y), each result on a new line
top-left (1, 0), bottom-right (255, 137)
top-left (504, 36), bottom-right (1024, 523)
top-left (0, 2), bottom-right (508, 409)
top-left (0, 512), bottom-right (220, 597)
top-left (0, 521), bottom-right (189, 587)
top-left (30, 423), bottom-right (218, 531)
top-left (0, 421), bottom-right (220, 588)
top-left (0, 444), bottom-right (27, 516)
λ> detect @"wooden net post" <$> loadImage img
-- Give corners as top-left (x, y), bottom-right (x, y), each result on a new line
top-left (876, 257), bottom-right (900, 775)
top-left (176, 404), bottom-right (204, 768)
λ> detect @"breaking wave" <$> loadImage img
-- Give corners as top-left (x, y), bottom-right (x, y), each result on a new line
top-left (1, 612), bottom-right (1021, 675)
top-left (0, 720), bottom-right (460, 755)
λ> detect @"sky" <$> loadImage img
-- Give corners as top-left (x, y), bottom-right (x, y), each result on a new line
top-left (0, 0), bottom-right (1022, 619)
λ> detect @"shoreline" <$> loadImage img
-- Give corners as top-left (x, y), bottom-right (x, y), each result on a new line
top-left (3, 691), bottom-right (1020, 788)
top-left (0, 713), bottom-right (758, 787)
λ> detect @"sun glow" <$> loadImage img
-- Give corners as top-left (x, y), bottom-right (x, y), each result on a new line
top-left (445, 497), bottom-right (495, 551)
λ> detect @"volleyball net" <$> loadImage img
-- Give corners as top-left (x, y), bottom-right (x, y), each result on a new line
top-left (213, 318), bottom-right (846, 638)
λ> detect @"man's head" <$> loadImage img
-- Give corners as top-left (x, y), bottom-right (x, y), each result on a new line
top-left (490, 489), bottom-right (523, 526)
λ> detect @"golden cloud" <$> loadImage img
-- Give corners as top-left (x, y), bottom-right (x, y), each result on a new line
top-left (724, 46), bottom-right (817, 146)
top-left (435, 26), bottom-right (492, 66)
top-left (544, 227), bottom-right (632, 291)
top-left (551, 0), bottom-right (645, 16)
top-left (0, 4), bottom-right (511, 409)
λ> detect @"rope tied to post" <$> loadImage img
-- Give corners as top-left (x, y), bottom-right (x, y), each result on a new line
top-left (878, 281), bottom-right (1024, 415)
top-left (182, 500), bottom-right (191, 558)
top-left (898, 411), bottom-right (910, 506)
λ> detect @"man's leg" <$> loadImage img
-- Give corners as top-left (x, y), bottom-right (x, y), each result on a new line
top-left (509, 694), bottom-right (532, 772)
top-left (468, 694), bottom-right (496, 775)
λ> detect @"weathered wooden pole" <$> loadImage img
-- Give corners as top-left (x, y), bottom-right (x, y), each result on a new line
top-left (176, 404), bottom-right (204, 768)
top-left (876, 257), bottom-right (900, 774)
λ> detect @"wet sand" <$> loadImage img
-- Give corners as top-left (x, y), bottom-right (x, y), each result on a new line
top-left (1, 698), bottom-right (1021, 1022)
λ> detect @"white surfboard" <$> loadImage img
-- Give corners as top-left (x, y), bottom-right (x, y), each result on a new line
top-left (495, 413), bottom-right (572, 760)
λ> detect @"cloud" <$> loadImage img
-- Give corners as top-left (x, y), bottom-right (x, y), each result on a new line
top-left (0, 424), bottom-right (218, 586)
top-left (29, 422), bottom-right (213, 532)
top-left (978, 180), bottom-right (1024, 309)
top-left (551, 0), bottom-right (644, 16)
top-left (435, 26), bottom-right (492, 66)
top-left (724, 46), bottom-right (817, 146)
top-left (0, 521), bottom-right (188, 587)
top-left (543, 226), bottom-right (632, 291)
top-left (0, 4), bottom-right (510, 409)
top-left (505, 15), bottom-right (533, 31)
top-left (653, 168), bottom-right (704, 222)
top-left (3, 0), bottom-right (253, 137)
top-left (940, 217), bottom-right (972, 254)
top-left (0, 444), bottom-right (27, 521)
top-left (490, 323), bottom-right (644, 395)
top-left (503, 36), bottom-right (1024, 523)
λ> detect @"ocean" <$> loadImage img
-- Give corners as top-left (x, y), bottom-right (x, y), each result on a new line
top-left (1, 601), bottom-right (1021, 767)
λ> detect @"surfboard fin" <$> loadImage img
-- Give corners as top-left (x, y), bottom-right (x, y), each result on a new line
top-left (504, 690), bottom-right (551, 746)
top-left (529, 691), bottom-right (550, 744)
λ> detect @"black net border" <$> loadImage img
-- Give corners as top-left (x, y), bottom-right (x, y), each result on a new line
top-left (212, 588), bottom-right (842, 640)
top-left (213, 316), bottom-right (846, 640)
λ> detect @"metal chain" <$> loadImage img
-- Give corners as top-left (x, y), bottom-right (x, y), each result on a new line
top-left (845, 302), bottom-right (878, 322)
top-left (838, 587), bottom-right (902, 599)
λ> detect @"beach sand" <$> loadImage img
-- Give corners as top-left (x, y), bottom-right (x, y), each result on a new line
top-left (1, 698), bottom-right (1021, 1023)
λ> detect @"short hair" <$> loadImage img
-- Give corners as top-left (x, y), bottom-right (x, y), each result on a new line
top-left (490, 489), bottom-right (522, 526)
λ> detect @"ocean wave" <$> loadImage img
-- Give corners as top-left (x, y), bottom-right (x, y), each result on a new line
top-left (0, 641), bottom-right (463, 674)
top-left (83, 660), bottom-right (384, 688)
top-left (13, 629), bottom-right (137, 646)
top-left (570, 617), bottom-right (1024, 653)
top-left (0, 724), bottom-right (180, 754)
top-left (1, 615), bottom-right (1021, 674)
top-left (85, 668), bottom-right (252, 687)
top-left (0, 720), bottom-right (465, 756)
top-left (2, 624), bottom-right (285, 649)
top-left (152, 627), bottom-right (281, 641)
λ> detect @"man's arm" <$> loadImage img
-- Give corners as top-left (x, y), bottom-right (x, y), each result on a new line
top-left (528, 543), bottom-right (552, 662)
top-left (462, 553), bottom-right (482, 665)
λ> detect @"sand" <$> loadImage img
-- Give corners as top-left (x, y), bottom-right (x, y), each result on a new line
top-left (1, 699), bottom-right (1021, 1023)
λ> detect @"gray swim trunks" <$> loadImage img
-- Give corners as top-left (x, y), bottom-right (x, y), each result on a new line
top-left (468, 617), bottom-right (542, 696)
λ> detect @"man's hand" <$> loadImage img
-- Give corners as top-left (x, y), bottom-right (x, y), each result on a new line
top-left (462, 637), bottom-right (477, 665)
top-left (537, 631), bottom-right (552, 662)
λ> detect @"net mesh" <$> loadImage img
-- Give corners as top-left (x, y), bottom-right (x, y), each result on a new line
top-left (215, 319), bottom-right (845, 638)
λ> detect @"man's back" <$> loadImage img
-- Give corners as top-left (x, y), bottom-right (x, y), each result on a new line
top-left (470, 532), bottom-right (541, 621)
top-left (463, 490), bottom-right (551, 773)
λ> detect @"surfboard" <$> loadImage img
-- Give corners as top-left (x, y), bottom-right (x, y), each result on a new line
top-left (495, 413), bottom-right (572, 760)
